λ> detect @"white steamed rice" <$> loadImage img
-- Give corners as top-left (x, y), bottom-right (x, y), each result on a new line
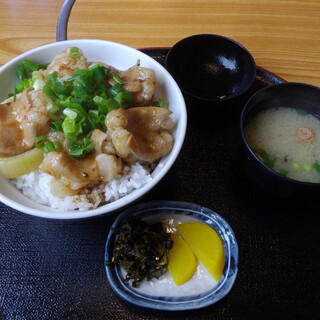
top-left (11, 163), bottom-right (152, 211)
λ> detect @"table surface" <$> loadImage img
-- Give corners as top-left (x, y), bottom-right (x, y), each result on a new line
top-left (1, 0), bottom-right (320, 86)
top-left (1, 1), bottom-right (320, 319)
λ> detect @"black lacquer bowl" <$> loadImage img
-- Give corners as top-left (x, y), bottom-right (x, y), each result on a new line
top-left (240, 82), bottom-right (320, 198)
top-left (165, 34), bottom-right (256, 102)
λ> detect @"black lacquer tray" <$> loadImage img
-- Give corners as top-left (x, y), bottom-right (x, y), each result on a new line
top-left (0, 49), bottom-right (319, 320)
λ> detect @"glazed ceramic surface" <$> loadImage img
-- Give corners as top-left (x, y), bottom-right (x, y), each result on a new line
top-left (105, 201), bottom-right (238, 310)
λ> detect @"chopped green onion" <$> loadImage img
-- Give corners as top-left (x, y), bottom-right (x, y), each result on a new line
top-left (13, 78), bottom-right (34, 95)
top-left (292, 162), bottom-right (301, 169)
top-left (313, 162), bottom-right (320, 172)
top-left (34, 136), bottom-right (60, 153)
top-left (43, 141), bottom-right (55, 153)
top-left (34, 135), bottom-right (48, 149)
top-left (70, 47), bottom-right (81, 59)
top-left (93, 96), bottom-right (120, 113)
top-left (62, 118), bottom-right (75, 134)
top-left (23, 59), bottom-right (41, 71)
top-left (49, 112), bottom-right (61, 122)
top-left (50, 120), bottom-right (63, 131)
top-left (82, 137), bottom-right (95, 152)
top-left (11, 59), bottom-right (48, 97)
top-left (93, 96), bottom-right (105, 105)
top-left (72, 78), bottom-right (93, 97)
top-left (63, 108), bottom-right (78, 119)
top-left (296, 109), bottom-right (308, 116)
top-left (43, 85), bottom-right (58, 101)
top-left (87, 112), bottom-right (106, 131)
top-left (98, 81), bottom-right (109, 92)
top-left (38, 63), bottom-right (49, 70)
top-left (46, 102), bottom-right (59, 113)
top-left (80, 119), bottom-right (91, 133)
top-left (58, 96), bottom-right (75, 108)
top-left (302, 163), bottom-right (313, 171)
top-left (89, 64), bottom-right (110, 82)
top-left (115, 91), bottom-right (132, 104)
top-left (68, 138), bottom-right (95, 157)
top-left (67, 103), bottom-right (87, 118)
top-left (112, 72), bottom-right (124, 85)
top-left (67, 140), bottom-right (82, 151)
top-left (33, 79), bottom-right (46, 90)
top-left (45, 72), bottom-right (70, 96)
top-left (32, 71), bottom-right (43, 81)
top-left (16, 66), bottom-right (27, 81)
top-left (62, 118), bottom-right (83, 140)
top-left (279, 169), bottom-right (288, 176)
top-left (50, 141), bottom-right (60, 152)
top-left (153, 98), bottom-right (169, 109)
top-left (109, 83), bottom-right (123, 97)
top-left (53, 141), bottom-right (61, 150)
top-left (67, 74), bottom-right (81, 82)
top-left (256, 149), bottom-right (277, 168)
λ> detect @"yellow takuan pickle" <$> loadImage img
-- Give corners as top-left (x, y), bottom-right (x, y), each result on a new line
top-left (168, 233), bottom-right (197, 286)
top-left (176, 222), bottom-right (225, 282)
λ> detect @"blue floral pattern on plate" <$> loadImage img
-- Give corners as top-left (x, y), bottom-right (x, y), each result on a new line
top-left (104, 201), bottom-right (238, 310)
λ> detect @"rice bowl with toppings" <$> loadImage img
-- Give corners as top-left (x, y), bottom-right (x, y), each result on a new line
top-left (0, 39), bottom-right (187, 219)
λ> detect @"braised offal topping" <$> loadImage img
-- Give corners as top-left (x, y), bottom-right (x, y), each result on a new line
top-left (42, 47), bottom-right (88, 80)
top-left (39, 151), bottom-right (101, 190)
top-left (0, 89), bottom-right (50, 157)
top-left (115, 61), bottom-right (156, 106)
top-left (39, 107), bottom-right (174, 191)
top-left (0, 47), bottom-right (175, 199)
top-left (106, 107), bottom-right (174, 161)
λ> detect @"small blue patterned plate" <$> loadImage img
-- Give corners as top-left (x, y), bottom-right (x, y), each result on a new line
top-left (104, 201), bottom-right (238, 310)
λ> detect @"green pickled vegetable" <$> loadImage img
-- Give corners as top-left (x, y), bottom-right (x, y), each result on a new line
top-left (106, 216), bottom-right (173, 288)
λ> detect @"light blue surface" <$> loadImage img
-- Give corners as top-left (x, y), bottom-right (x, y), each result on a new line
top-left (104, 201), bottom-right (238, 311)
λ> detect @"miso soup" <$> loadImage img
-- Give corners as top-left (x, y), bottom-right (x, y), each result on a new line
top-left (245, 107), bottom-right (320, 183)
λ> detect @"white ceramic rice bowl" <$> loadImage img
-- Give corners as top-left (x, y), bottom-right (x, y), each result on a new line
top-left (0, 39), bottom-right (187, 219)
